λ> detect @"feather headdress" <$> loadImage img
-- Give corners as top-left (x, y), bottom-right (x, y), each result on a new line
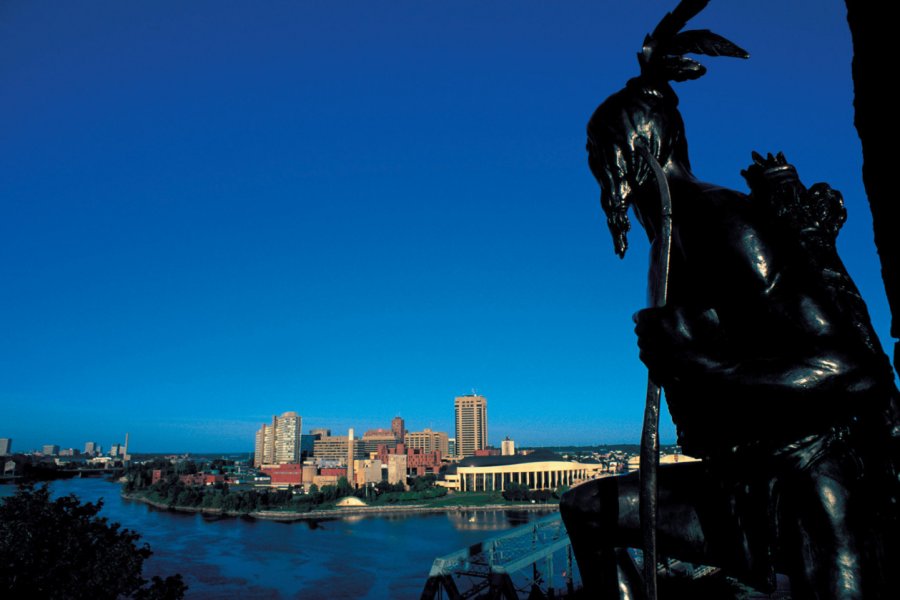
top-left (638, 0), bottom-right (749, 82)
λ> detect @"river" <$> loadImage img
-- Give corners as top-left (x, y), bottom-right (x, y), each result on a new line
top-left (1, 479), bottom-right (555, 599)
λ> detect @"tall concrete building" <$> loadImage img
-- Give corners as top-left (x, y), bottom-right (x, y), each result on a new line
top-left (0, 438), bottom-right (11, 455)
top-left (454, 394), bottom-right (488, 458)
top-left (501, 436), bottom-right (516, 456)
top-left (84, 441), bottom-right (97, 456)
top-left (405, 428), bottom-right (449, 457)
top-left (254, 411), bottom-right (302, 467)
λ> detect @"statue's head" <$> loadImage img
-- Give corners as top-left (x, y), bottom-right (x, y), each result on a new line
top-left (587, 78), bottom-right (689, 258)
top-left (588, 0), bottom-right (748, 257)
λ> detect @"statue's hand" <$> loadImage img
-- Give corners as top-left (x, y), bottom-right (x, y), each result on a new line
top-left (634, 306), bottom-right (724, 387)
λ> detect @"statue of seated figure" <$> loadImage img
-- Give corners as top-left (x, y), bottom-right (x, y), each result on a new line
top-left (560, 2), bottom-right (898, 598)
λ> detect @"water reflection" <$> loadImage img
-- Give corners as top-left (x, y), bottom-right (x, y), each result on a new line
top-left (446, 508), bottom-right (556, 531)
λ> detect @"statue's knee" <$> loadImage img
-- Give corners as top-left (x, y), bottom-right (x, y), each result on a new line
top-left (561, 480), bottom-right (612, 524)
top-left (560, 486), bottom-right (581, 519)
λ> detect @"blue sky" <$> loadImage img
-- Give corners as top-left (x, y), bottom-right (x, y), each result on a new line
top-left (1, 1), bottom-right (892, 452)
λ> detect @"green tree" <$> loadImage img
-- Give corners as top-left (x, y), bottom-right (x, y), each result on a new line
top-left (335, 476), bottom-right (353, 498)
top-left (502, 482), bottom-right (530, 502)
top-left (0, 484), bottom-right (186, 599)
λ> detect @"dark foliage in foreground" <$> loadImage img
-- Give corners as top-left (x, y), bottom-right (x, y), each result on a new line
top-left (0, 484), bottom-right (186, 599)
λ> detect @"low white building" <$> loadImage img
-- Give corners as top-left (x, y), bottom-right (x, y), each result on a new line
top-left (441, 449), bottom-right (604, 492)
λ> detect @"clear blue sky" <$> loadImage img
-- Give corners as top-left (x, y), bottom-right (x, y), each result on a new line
top-left (1, 1), bottom-right (891, 452)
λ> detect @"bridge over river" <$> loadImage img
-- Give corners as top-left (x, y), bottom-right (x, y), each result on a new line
top-left (420, 512), bottom-right (579, 599)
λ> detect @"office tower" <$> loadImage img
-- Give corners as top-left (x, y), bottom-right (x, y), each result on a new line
top-left (43, 444), bottom-right (60, 456)
top-left (391, 416), bottom-right (406, 442)
top-left (84, 441), bottom-right (97, 456)
top-left (448, 438), bottom-right (456, 457)
top-left (405, 428), bottom-right (450, 457)
top-left (0, 438), bottom-right (11, 455)
top-left (109, 444), bottom-right (122, 457)
top-left (501, 436), bottom-right (516, 456)
top-left (273, 412), bottom-right (302, 464)
top-left (454, 394), bottom-right (488, 458)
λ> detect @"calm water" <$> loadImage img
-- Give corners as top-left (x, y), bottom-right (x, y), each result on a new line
top-left (1, 479), bottom-right (553, 599)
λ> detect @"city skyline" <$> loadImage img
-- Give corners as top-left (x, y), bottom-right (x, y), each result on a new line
top-left (2, 2), bottom-right (893, 452)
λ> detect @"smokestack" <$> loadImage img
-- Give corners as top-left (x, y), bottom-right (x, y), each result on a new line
top-left (347, 428), bottom-right (354, 486)
top-left (124, 432), bottom-right (130, 463)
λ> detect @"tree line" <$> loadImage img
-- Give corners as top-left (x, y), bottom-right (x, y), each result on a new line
top-left (124, 461), bottom-right (447, 513)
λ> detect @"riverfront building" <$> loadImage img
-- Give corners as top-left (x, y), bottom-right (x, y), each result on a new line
top-left (454, 394), bottom-right (487, 458)
top-left (441, 449), bottom-right (603, 492)
top-left (387, 454), bottom-right (407, 485)
top-left (0, 438), bottom-right (11, 455)
top-left (501, 437), bottom-right (516, 456)
top-left (353, 459), bottom-right (383, 487)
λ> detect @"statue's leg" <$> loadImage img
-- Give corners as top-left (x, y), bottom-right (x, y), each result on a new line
top-left (561, 462), bottom-right (720, 597)
top-left (776, 435), bottom-right (895, 600)
top-left (560, 472), bottom-right (633, 597)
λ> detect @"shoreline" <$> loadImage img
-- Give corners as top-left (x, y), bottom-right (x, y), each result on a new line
top-left (121, 492), bottom-right (560, 521)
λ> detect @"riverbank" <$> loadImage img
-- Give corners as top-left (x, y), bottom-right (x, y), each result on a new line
top-left (122, 492), bottom-right (560, 521)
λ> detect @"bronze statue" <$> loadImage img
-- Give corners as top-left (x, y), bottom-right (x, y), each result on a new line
top-left (560, 1), bottom-right (898, 598)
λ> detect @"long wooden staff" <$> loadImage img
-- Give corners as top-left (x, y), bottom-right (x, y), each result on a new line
top-left (634, 143), bottom-right (673, 600)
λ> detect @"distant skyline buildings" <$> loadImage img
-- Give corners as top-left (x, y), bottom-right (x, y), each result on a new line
top-left (455, 394), bottom-right (488, 458)
top-left (0, 435), bottom-right (126, 457)
top-left (42, 444), bottom-right (59, 456)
